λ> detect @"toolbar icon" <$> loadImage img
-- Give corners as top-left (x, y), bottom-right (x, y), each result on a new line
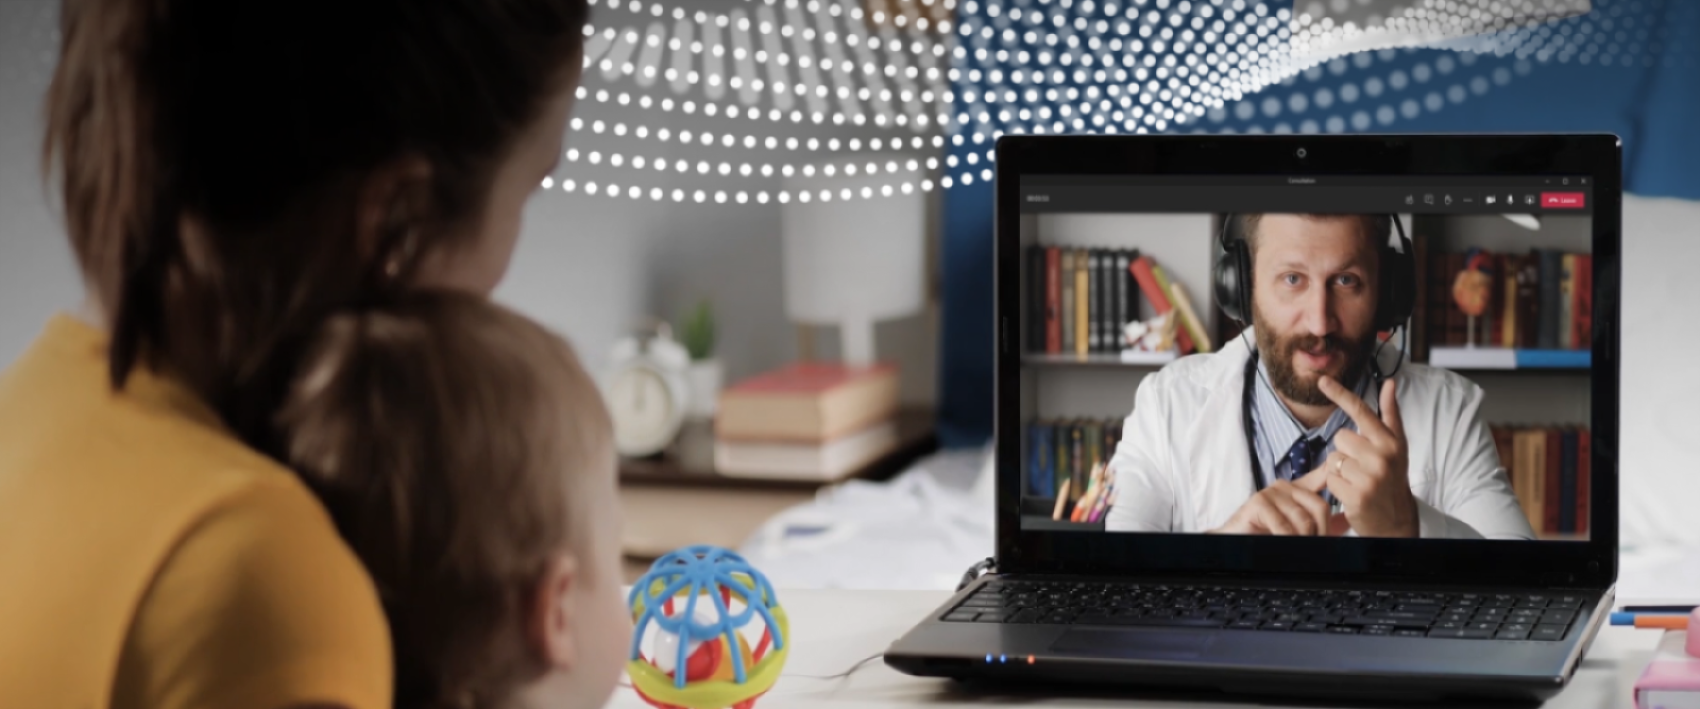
top-left (1525, 194), bottom-right (1537, 206)
top-left (1486, 195), bottom-right (1497, 205)
top-left (1424, 194), bottom-right (1434, 205)
top-left (1444, 194), bottom-right (1453, 205)
top-left (1406, 194), bottom-right (1414, 205)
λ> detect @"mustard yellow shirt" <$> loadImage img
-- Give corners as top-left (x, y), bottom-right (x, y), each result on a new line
top-left (0, 315), bottom-right (391, 709)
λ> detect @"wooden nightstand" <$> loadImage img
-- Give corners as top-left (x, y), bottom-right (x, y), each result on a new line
top-left (618, 409), bottom-right (936, 583)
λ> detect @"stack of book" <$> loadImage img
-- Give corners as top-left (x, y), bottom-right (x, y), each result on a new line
top-left (1423, 248), bottom-right (1593, 353)
top-left (1024, 417), bottom-right (1124, 523)
top-left (713, 363), bottom-right (900, 482)
top-left (1489, 424), bottom-right (1591, 538)
top-left (1022, 247), bottom-right (1213, 357)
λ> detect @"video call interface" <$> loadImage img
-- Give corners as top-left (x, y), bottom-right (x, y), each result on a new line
top-left (1016, 175), bottom-right (1595, 541)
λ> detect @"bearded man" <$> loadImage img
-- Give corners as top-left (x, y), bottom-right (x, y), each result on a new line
top-left (1103, 214), bottom-right (1534, 539)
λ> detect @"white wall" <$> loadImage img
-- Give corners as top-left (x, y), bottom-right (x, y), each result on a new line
top-left (0, 0), bottom-right (940, 406)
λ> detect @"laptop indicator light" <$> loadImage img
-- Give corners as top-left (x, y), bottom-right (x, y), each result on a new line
top-left (1028, 655), bottom-right (1036, 664)
top-left (985, 654), bottom-right (993, 663)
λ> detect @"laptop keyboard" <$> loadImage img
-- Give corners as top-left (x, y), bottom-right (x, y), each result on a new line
top-left (942, 580), bottom-right (1586, 640)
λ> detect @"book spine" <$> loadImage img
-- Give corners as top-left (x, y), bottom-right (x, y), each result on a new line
top-left (1168, 281), bottom-right (1214, 353)
top-left (1559, 428), bottom-right (1577, 534)
top-left (1099, 248), bottom-right (1114, 353)
top-left (1075, 252), bottom-right (1089, 356)
top-left (1116, 250), bottom-right (1133, 350)
top-left (1516, 252), bottom-right (1540, 349)
top-left (1577, 428), bottom-right (1590, 536)
top-left (1542, 427), bottom-right (1561, 535)
top-left (1513, 428), bottom-right (1535, 527)
top-left (1027, 246), bottom-right (1045, 353)
top-left (1575, 254), bottom-right (1593, 350)
top-left (1045, 247), bottom-right (1061, 353)
top-left (1070, 424), bottom-right (1085, 501)
top-left (1538, 249), bottom-right (1561, 350)
top-left (1094, 248), bottom-right (1108, 353)
top-left (1501, 253), bottom-right (1518, 348)
top-left (1047, 419), bottom-right (1060, 496)
top-left (1560, 253), bottom-right (1576, 352)
top-left (1061, 250), bottom-right (1075, 354)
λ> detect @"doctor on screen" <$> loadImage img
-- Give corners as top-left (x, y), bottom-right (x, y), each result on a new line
top-left (1103, 213), bottom-right (1535, 540)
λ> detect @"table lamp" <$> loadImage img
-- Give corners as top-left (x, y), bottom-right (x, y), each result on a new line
top-left (781, 153), bottom-right (926, 368)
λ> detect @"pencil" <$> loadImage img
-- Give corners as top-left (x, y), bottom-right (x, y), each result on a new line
top-left (1051, 479), bottom-right (1071, 521)
top-left (1091, 490), bottom-right (1118, 523)
top-left (1633, 615), bottom-right (1690, 630)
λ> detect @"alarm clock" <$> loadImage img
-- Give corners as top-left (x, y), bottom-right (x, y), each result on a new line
top-left (605, 323), bottom-right (692, 458)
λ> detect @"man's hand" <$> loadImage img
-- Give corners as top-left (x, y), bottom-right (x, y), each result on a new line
top-left (1316, 375), bottom-right (1419, 538)
top-left (1212, 471), bottom-right (1337, 536)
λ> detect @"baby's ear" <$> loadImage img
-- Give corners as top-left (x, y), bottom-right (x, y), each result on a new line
top-left (530, 553), bottom-right (580, 670)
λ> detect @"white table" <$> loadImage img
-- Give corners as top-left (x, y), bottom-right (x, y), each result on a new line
top-left (604, 589), bottom-right (1672, 709)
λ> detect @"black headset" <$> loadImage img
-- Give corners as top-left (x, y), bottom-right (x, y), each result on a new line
top-left (1212, 213), bottom-right (1416, 333)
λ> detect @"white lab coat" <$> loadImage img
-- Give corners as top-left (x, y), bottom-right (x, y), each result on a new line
top-left (1103, 331), bottom-right (1535, 539)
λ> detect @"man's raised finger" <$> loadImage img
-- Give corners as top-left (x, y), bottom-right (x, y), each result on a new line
top-left (1317, 375), bottom-right (1390, 442)
top-left (1379, 378), bottom-right (1405, 442)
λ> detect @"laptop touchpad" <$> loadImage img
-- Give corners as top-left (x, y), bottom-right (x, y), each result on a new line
top-left (1049, 628), bottom-right (1217, 660)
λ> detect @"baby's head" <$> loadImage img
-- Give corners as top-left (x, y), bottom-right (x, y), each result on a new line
top-left (280, 290), bottom-right (628, 709)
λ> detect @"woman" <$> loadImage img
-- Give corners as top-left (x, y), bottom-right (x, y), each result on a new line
top-left (0, 1), bottom-right (589, 707)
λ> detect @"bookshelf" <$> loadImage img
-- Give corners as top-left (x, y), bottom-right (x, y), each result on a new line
top-left (1428, 346), bottom-right (1592, 372)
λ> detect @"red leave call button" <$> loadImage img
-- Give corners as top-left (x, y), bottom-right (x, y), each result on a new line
top-left (1541, 192), bottom-right (1585, 208)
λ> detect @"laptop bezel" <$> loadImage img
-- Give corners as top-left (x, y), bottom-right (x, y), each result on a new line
top-left (993, 133), bottom-right (1621, 589)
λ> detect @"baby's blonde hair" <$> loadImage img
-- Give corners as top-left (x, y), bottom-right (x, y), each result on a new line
top-left (278, 289), bottom-right (612, 709)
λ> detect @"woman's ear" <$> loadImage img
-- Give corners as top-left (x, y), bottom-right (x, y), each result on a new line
top-left (531, 553), bottom-right (580, 670)
top-left (354, 155), bottom-right (434, 270)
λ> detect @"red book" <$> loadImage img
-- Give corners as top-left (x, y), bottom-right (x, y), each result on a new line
top-left (1128, 256), bottom-right (1194, 353)
top-left (1576, 428), bottom-right (1591, 536)
top-left (1573, 254), bottom-right (1593, 350)
top-left (1045, 247), bottom-right (1061, 353)
top-left (1543, 428), bottom-right (1562, 535)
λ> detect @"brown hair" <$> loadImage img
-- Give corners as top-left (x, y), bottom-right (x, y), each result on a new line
top-left (279, 290), bottom-right (612, 709)
top-left (42, 0), bottom-right (588, 456)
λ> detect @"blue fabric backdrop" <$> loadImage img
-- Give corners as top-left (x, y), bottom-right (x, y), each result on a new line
top-left (936, 0), bottom-right (1700, 446)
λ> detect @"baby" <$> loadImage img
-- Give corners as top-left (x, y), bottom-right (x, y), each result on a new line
top-left (278, 290), bottom-right (628, 709)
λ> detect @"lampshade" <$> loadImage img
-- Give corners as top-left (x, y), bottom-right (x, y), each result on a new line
top-left (781, 153), bottom-right (926, 366)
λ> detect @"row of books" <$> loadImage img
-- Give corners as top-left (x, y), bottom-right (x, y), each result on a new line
top-left (712, 363), bottom-right (900, 481)
top-left (1022, 246), bottom-right (1215, 356)
top-left (1489, 424), bottom-right (1591, 537)
top-left (1423, 249), bottom-right (1593, 353)
top-left (1024, 417), bottom-right (1124, 516)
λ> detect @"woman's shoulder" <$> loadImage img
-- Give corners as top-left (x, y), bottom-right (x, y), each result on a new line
top-left (0, 317), bottom-right (391, 709)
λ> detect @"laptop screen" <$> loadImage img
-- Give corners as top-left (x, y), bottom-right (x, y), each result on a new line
top-left (1016, 174), bottom-right (1594, 543)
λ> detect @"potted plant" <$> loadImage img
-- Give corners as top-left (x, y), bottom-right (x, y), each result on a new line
top-left (678, 299), bottom-right (721, 418)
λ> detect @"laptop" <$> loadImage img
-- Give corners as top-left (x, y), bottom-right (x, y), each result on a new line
top-left (885, 134), bottom-right (1621, 702)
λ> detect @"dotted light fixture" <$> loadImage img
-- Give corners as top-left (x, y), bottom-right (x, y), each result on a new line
top-left (552, 0), bottom-right (1693, 204)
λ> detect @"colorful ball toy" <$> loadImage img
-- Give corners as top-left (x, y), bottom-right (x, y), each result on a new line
top-left (627, 546), bottom-right (789, 709)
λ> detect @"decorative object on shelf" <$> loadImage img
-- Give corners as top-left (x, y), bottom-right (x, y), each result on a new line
top-left (606, 322), bottom-right (693, 458)
top-left (627, 546), bottom-right (789, 709)
top-left (1452, 248), bottom-right (1494, 348)
top-left (781, 153), bottom-right (925, 368)
top-left (679, 299), bottom-right (723, 419)
top-left (1123, 312), bottom-right (1178, 354)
